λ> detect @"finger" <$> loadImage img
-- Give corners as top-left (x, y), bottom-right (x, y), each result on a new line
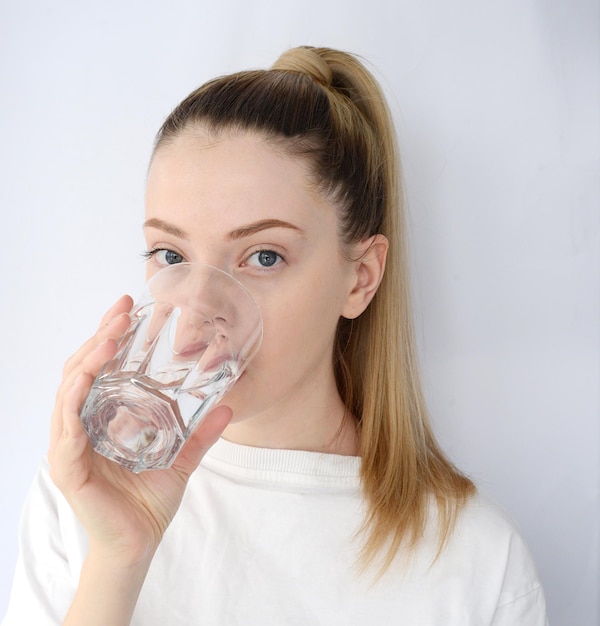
top-left (172, 406), bottom-right (233, 476)
top-left (54, 296), bottom-right (133, 434)
top-left (49, 372), bottom-right (95, 493)
top-left (61, 310), bottom-right (131, 382)
top-left (50, 337), bottom-right (121, 460)
top-left (97, 295), bottom-right (134, 330)
top-left (59, 295), bottom-right (132, 382)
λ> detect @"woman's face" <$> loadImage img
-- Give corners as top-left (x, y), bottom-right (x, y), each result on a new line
top-left (144, 130), bottom-right (370, 433)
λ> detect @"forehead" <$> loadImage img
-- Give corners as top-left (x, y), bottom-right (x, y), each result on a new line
top-left (145, 130), bottom-right (336, 234)
top-left (148, 130), bottom-right (317, 205)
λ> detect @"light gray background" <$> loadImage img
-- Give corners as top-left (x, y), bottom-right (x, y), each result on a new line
top-left (1, 1), bottom-right (598, 624)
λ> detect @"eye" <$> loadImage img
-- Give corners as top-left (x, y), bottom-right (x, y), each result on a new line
top-left (246, 249), bottom-right (283, 269)
top-left (143, 248), bottom-right (185, 265)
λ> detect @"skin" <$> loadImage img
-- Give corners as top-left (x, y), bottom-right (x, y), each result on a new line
top-left (48, 128), bottom-right (387, 624)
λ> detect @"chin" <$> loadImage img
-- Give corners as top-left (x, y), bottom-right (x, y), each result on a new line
top-left (216, 372), bottom-right (264, 423)
top-left (216, 367), bottom-right (291, 425)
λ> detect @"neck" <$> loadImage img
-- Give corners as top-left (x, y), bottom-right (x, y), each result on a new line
top-left (221, 378), bottom-right (360, 456)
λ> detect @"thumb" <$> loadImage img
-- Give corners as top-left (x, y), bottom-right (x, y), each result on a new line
top-left (172, 406), bottom-right (233, 476)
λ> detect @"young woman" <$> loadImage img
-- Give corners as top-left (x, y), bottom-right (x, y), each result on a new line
top-left (3, 46), bottom-right (547, 625)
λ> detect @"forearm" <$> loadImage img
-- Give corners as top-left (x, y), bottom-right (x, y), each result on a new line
top-left (63, 549), bottom-right (154, 626)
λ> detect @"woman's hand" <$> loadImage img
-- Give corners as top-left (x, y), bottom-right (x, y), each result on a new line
top-left (47, 296), bottom-right (232, 624)
top-left (48, 295), bottom-right (232, 564)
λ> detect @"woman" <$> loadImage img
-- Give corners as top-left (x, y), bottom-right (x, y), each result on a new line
top-left (3, 46), bottom-right (547, 625)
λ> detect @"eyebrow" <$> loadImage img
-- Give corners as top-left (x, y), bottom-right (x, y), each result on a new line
top-left (143, 218), bottom-right (188, 239)
top-left (144, 217), bottom-right (302, 240)
top-left (226, 219), bottom-right (303, 240)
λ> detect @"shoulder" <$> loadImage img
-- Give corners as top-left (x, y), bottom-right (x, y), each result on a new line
top-left (453, 492), bottom-right (524, 544)
top-left (441, 492), bottom-right (546, 613)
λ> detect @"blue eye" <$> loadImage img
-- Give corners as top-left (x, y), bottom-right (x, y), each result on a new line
top-left (257, 251), bottom-right (278, 267)
top-left (162, 250), bottom-right (184, 265)
top-left (143, 248), bottom-right (185, 265)
top-left (247, 249), bottom-right (283, 268)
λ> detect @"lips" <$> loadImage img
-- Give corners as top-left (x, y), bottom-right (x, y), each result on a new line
top-left (174, 340), bottom-right (209, 360)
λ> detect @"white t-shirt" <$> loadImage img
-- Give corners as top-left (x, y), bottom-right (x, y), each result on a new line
top-left (3, 438), bottom-right (547, 625)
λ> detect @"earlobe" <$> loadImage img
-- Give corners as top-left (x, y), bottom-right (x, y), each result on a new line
top-left (341, 234), bottom-right (388, 320)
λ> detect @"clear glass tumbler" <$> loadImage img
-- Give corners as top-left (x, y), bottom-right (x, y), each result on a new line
top-left (80, 263), bottom-right (262, 472)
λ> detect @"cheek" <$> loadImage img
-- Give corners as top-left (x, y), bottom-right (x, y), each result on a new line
top-left (223, 275), bottom-right (350, 419)
top-left (253, 284), bottom-right (344, 368)
top-left (252, 306), bottom-right (299, 369)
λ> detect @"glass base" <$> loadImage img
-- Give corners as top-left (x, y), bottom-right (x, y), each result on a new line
top-left (81, 375), bottom-right (185, 473)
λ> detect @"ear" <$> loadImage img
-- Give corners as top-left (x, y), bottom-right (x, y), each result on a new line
top-left (341, 234), bottom-right (388, 320)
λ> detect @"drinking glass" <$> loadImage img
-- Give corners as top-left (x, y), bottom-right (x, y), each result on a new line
top-left (80, 263), bottom-right (262, 472)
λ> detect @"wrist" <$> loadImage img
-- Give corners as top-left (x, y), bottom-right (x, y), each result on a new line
top-left (63, 547), bottom-right (155, 626)
top-left (87, 536), bottom-right (158, 570)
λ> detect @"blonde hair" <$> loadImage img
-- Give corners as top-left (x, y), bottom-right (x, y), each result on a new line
top-left (155, 46), bottom-right (475, 574)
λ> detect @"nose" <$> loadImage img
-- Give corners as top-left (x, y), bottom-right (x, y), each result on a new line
top-left (182, 266), bottom-right (237, 327)
top-left (169, 308), bottom-right (219, 359)
top-left (144, 262), bottom-right (260, 360)
top-left (148, 263), bottom-right (237, 325)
